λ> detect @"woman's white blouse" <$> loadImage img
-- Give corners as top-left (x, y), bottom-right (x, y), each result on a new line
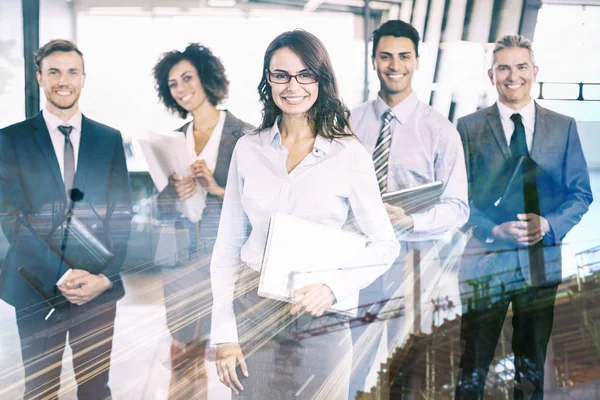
top-left (210, 121), bottom-right (400, 344)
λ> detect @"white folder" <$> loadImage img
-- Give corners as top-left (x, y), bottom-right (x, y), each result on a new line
top-left (136, 131), bottom-right (206, 223)
top-left (258, 213), bottom-right (371, 316)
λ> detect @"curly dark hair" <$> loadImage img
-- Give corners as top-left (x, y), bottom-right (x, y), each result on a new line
top-left (257, 30), bottom-right (353, 140)
top-left (153, 43), bottom-right (229, 119)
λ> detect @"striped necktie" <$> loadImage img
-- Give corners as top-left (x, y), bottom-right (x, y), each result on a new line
top-left (373, 109), bottom-right (394, 193)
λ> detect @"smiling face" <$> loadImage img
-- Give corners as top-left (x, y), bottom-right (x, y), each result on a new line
top-left (36, 51), bottom-right (85, 114)
top-left (373, 35), bottom-right (419, 105)
top-left (168, 59), bottom-right (209, 113)
top-left (489, 46), bottom-right (538, 110)
top-left (268, 47), bottom-right (319, 119)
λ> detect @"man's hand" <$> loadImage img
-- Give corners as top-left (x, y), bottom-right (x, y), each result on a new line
top-left (384, 203), bottom-right (414, 231)
top-left (290, 284), bottom-right (335, 317)
top-left (190, 160), bottom-right (225, 198)
top-left (491, 213), bottom-right (550, 247)
top-left (215, 342), bottom-right (248, 395)
top-left (58, 270), bottom-right (111, 305)
top-left (168, 173), bottom-right (197, 201)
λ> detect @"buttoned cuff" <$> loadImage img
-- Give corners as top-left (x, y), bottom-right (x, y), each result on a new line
top-left (210, 306), bottom-right (239, 344)
top-left (408, 213), bottom-right (421, 234)
top-left (323, 282), bottom-right (346, 306)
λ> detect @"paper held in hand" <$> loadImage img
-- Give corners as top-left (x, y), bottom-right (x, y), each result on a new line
top-left (381, 181), bottom-right (444, 214)
top-left (258, 213), bottom-right (379, 316)
top-left (137, 131), bottom-right (206, 223)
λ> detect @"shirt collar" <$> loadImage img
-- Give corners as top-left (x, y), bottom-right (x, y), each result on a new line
top-left (268, 116), bottom-right (332, 157)
top-left (42, 108), bottom-right (83, 133)
top-left (269, 116), bottom-right (282, 147)
top-left (374, 90), bottom-right (419, 125)
top-left (497, 98), bottom-right (536, 131)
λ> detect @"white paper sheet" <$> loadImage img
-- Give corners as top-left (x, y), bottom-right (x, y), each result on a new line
top-left (258, 213), bottom-right (374, 316)
top-left (137, 131), bottom-right (206, 223)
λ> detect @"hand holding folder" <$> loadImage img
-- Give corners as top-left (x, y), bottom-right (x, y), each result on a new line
top-left (258, 214), bottom-right (386, 315)
top-left (137, 131), bottom-right (206, 223)
top-left (381, 181), bottom-right (444, 214)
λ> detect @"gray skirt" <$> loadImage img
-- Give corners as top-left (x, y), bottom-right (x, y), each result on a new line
top-left (232, 265), bottom-right (352, 400)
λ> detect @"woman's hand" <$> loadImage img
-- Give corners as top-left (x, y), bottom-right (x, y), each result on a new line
top-left (191, 160), bottom-right (225, 198)
top-left (290, 284), bottom-right (335, 317)
top-left (168, 173), bottom-right (197, 201)
top-left (215, 342), bottom-right (248, 394)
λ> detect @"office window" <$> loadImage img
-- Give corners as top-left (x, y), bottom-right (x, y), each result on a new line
top-left (0, 0), bottom-right (25, 128)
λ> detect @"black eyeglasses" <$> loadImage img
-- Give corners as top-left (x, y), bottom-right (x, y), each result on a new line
top-left (267, 70), bottom-right (319, 84)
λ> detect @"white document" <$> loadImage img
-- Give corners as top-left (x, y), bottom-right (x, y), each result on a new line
top-left (258, 213), bottom-right (372, 316)
top-left (137, 131), bottom-right (206, 223)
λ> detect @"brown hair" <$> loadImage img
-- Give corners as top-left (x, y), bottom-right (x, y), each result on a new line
top-left (257, 30), bottom-right (352, 140)
top-left (34, 39), bottom-right (84, 73)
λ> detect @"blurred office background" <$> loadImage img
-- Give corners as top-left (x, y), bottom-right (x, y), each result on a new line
top-left (1, 0), bottom-right (600, 398)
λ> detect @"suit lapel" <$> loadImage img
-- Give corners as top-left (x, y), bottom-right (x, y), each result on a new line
top-left (32, 112), bottom-right (66, 197)
top-left (177, 121), bottom-right (192, 135)
top-left (214, 111), bottom-right (243, 186)
top-left (486, 104), bottom-right (511, 160)
top-left (530, 102), bottom-right (546, 160)
top-left (73, 115), bottom-right (96, 193)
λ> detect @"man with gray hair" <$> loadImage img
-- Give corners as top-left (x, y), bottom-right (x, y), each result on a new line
top-left (455, 34), bottom-right (592, 399)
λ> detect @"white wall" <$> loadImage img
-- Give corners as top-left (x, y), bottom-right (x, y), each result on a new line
top-left (578, 121), bottom-right (600, 170)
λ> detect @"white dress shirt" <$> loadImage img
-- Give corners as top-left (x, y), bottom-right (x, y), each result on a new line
top-left (182, 110), bottom-right (225, 219)
top-left (210, 120), bottom-right (400, 344)
top-left (497, 98), bottom-right (536, 152)
top-left (43, 108), bottom-right (83, 287)
top-left (44, 109), bottom-right (114, 288)
top-left (351, 91), bottom-right (469, 241)
top-left (43, 108), bottom-right (82, 180)
top-left (185, 110), bottom-right (225, 175)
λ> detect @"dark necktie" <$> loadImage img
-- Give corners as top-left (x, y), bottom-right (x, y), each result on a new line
top-left (510, 114), bottom-right (545, 282)
top-left (58, 125), bottom-right (75, 196)
top-left (509, 113), bottom-right (528, 158)
top-left (373, 109), bottom-right (394, 193)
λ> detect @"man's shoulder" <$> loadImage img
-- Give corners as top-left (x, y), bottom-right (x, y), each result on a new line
top-left (84, 116), bottom-right (121, 136)
top-left (457, 106), bottom-right (492, 126)
top-left (1, 115), bottom-right (37, 137)
top-left (351, 100), bottom-right (375, 119)
top-left (536, 103), bottom-right (574, 124)
top-left (417, 101), bottom-right (457, 131)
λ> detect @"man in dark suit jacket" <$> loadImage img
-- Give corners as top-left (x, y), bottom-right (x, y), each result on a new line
top-left (0, 39), bottom-right (131, 399)
top-left (455, 35), bottom-right (592, 399)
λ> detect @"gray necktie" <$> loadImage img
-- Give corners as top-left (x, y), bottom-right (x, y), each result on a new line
top-left (58, 125), bottom-right (74, 196)
top-left (373, 109), bottom-right (394, 193)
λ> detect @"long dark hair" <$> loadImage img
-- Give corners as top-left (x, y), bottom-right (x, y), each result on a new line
top-left (257, 30), bottom-right (353, 140)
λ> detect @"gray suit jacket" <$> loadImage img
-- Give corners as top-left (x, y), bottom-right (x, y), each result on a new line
top-left (458, 102), bottom-right (592, 292)
top-left (157, 110), bottom-right (253, 254)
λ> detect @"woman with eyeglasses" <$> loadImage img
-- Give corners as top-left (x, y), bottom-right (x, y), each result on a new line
top-left (209, 30), bottom-right (400, 399)
top-left (152, 43), bottom-right (253, 398)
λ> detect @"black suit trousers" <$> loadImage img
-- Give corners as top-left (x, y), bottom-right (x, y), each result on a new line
top-left (16, 300), bottom-right (117, 400)
top-left (456, 283), bottom-right (558, 400)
